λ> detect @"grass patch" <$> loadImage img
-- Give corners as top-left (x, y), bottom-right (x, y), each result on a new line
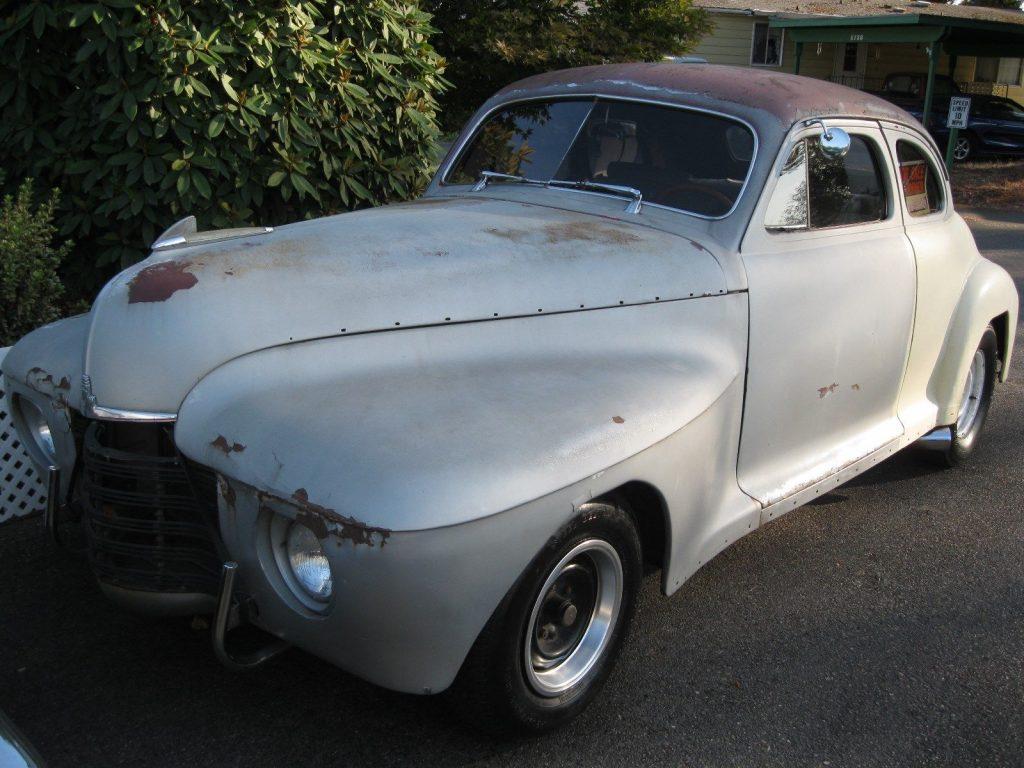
top-left (952, 159), bottom-right (1024, 211)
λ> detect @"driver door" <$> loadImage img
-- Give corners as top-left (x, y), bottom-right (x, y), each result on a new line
top-left (736, 120), bottom-right (916, 511)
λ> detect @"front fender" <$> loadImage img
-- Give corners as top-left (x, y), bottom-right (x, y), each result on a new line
top-left (175, 297), bottom-right (746, 532)
top-left (0, 315), bottom-right (90, 492)
top-left (930, 259), bottom-right (1019, 425)
top-left (174, 296), bottom-right (747, 692)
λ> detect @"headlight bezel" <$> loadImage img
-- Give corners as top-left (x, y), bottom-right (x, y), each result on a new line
top-left (269, 512), bottom-right (333, 612)
top-left (11, 393), bottom-right (57, 466)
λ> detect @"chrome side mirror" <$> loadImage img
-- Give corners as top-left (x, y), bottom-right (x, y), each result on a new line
top-left (819, 127), bottom-right (851, 158)
top-left (805, 118), bottom-right (851, 158)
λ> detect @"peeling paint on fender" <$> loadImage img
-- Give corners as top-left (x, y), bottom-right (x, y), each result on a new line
top-left (263, 488), bottom-right (392, 548)
top-left (210, 435), bottom-right (246, 455)
top-left (817, 383), bottom-right (840, 399)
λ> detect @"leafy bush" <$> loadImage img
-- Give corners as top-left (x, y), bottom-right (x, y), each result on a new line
top-left (0, 1), bottom-right (447, 298)
top-left (0, 174), bottom-right (70, 347)
top-left (425, 0), bottom-right (710, 132)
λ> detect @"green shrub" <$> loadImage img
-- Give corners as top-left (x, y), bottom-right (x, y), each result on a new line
top-left (0, 175), bottom-right (70, 347)
top-left (0, 1), bottom-right (447, 299)
top-left (425, 0), bottom-right (710, 132)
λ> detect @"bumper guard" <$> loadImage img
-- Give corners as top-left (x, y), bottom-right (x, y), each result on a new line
top-left (212, 561), bottom-right (290, 670)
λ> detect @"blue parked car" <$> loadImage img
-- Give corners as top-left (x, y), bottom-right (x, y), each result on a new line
top-left (911, 95), bottom-right (1024, 162)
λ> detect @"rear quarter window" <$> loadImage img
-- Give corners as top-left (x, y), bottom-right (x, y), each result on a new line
top-left (896, 140), bottom-right (944, 217)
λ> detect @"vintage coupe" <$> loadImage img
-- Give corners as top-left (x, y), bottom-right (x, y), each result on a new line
top-left (3, 64), bottom-right (1018, 732)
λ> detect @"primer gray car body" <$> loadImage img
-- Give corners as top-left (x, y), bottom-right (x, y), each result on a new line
top-left (3, 64), bottom-right (1017, 696)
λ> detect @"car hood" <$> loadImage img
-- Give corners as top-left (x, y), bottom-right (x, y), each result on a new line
top-left (9, 196), bottom-right (730, 414)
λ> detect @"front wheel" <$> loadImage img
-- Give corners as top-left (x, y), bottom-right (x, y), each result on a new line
top-left (448, 501), bottom-right (641, 734)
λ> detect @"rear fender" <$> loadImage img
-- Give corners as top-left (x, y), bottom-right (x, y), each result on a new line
top-left (930, 259), bottom-right (1018, 425)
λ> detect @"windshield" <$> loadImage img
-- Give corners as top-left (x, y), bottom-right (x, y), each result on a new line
top-left (445, 98), bottom-right (756, 218)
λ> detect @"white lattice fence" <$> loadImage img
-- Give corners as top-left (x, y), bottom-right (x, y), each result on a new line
top-left (0, 347), bottom-right (47, 522)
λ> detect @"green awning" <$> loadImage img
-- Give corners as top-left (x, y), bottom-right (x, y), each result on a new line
top-left (769, 11), bottom-right (1024, 56)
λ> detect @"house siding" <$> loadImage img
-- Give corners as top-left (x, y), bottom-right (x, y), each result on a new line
top-left (691, 12), bottom-right (836, 79)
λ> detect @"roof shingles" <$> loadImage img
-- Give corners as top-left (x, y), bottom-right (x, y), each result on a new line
top-left (693, 0), bottom-right (1024, 26)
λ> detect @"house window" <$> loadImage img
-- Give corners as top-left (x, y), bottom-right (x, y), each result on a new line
top-left (842, 43), bottom-right (858, 73)
top-left (751, 22), bottom-right (784, 67)
top-left (975, 57), bottom-right (1024, 86)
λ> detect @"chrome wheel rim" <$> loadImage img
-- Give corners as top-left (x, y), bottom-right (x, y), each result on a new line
top-left (523, 539), bottom-right (622, 697)
top-left (953, 137), bottom-right (971, 161)
top-left (956, 349), bottom-right (986, 436)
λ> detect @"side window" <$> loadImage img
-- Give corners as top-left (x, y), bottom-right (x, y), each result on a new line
top-left (896, 140), bottom-right (944, 217)
top-left (766, 134), bottom-right (888, 230)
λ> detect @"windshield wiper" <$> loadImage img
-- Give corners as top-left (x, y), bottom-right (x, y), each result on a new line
top-left (472, 170), bottom-right (545, 191)
top-left (546, 179), bottom-right (643, 214)
top-left (472, 170), bottom-right (643, 214)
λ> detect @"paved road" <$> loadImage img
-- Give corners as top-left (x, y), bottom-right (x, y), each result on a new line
top-left (2, 211), bottom-right (1022, 768)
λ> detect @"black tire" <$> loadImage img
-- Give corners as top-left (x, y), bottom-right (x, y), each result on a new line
top-left (952, 132), bottom-right (977, 163)
top-left (447, 501), bottom-right (641, 735)
top-left (939, 324), bottom-right (998, 467)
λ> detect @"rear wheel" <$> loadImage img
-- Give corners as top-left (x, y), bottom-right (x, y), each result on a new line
top-left (938, 325), bottom-right (998, 467)
top-left (449, 501), bottom-right (641, 734)
top-left (952, 133), bottom-right (976, 162)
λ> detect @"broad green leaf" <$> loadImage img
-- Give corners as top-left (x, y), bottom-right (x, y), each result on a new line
top-left (123, 91), bottom-right (137, 120)
top-left (207, 113), bottom-right (226, 138)
top-left (220, 73), bottom-right (238, 102)
top-left (192, 170), bottom-right (212, 198)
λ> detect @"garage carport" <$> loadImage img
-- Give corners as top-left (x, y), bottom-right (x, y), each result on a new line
top-left (772, 12), bottom-right (1024, 133)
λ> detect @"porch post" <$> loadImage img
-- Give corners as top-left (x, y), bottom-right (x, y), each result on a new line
top-left (794, 41), bottom-right (803, 75)
top-left (921, 40), bottom-right (940, 129)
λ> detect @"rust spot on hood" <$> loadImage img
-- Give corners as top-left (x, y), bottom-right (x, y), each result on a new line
top-left (289, 488), bottom-right (391, 548)
top-left (211, 435), bottom-right (246, 455)
top-left (487, 220), bottom-right (642, 247)
top-left (612, 415), bottom-right (625, 424)
top-left (818, 383), bottom-right (840, 399)
top-left (128, 260), bottom-right (199, 303)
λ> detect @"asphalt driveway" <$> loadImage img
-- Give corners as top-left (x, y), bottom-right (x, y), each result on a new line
top-left (1, 210), bottom-right (1022, 768)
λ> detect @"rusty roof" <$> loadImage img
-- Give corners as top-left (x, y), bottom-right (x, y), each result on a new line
top-left (693, 0), bottom-right (1024, 25)
top-left (492, 62), bottom-right (916, 129)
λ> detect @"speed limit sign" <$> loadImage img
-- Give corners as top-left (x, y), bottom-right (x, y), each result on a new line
top-left (947, 96), bottom-right (971, 129)
top-left (944, 96), bottom-right (972, 168)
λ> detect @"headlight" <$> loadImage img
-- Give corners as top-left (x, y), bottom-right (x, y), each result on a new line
top-left (15, 396), bottom-right (56, 464)
top-left (285, 521), bottom-right (332, 601)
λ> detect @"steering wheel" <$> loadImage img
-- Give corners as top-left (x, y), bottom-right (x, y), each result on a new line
top-left (658, 182), bottom-right (734, 212)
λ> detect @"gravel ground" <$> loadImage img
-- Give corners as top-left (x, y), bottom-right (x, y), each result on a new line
top-left (1, 210), bottom-right (1022, 768)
